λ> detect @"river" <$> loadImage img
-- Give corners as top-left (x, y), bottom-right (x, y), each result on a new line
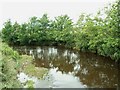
top-left (13, 46), bottom-right (119, 88)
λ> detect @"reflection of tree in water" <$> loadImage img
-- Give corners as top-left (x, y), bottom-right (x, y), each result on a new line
top-left (13, 46), bottom-right (119, 88)
top-left (76, 52), bottom-right (118, 88)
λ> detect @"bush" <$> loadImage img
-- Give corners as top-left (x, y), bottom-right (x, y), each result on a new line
top-left (0, 40), bottom-right (22, 89)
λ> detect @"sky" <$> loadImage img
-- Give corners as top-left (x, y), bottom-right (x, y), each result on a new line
top-left (0, 0), bottom-right (115, 29)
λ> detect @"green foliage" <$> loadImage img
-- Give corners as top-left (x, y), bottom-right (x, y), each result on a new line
top-left (2, 43), bottom-right (20, 60)
top-left (1, 0), bottom-right (120, 61)
top-left (51, 15), bottom-right (73, 31)
top-left (2, 20), bottom-right (13, 43)
top-left (0, 40), bottom-right (22, 89)
top-left (75, 0), bottom-right (120, 61)
top-left (25, 80), bottom-right (34, 88)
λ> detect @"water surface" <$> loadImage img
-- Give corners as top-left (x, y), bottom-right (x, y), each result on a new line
top-left (13, 46), bottom-right (119, 88)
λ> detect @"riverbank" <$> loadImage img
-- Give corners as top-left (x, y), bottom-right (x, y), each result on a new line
top-left (0, 39), bottom-right (21, 89)
top-left (0, 39), bottom-right (48, 88)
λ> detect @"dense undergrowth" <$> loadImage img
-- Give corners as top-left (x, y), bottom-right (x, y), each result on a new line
top-left (1, 0), bottom-right (120, 61)
top-left (0, 38), bottom-right (48, 88)
top-left (0, 38), bottom-right (22, 89)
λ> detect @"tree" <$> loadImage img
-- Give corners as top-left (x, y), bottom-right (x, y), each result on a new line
top-left (2, 20), bottom-right (13, 43)
top-left (39, 14), bottom-right (50, 30)
top-left (52, 15), bottom-right (73, 31)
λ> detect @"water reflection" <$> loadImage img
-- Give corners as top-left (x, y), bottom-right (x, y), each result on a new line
top-left (13, 46), bottom-right (119, 88)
